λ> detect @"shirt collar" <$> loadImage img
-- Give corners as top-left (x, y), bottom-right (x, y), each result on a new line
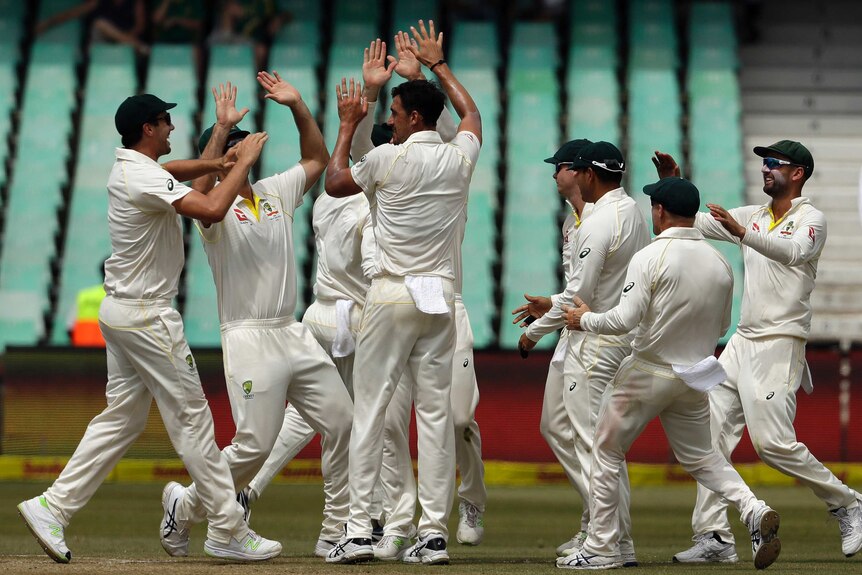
top-left (653, 226), bottom-right (704, 241)
top-left (402, 130), bottom-right (444, 145)
top-left (593, 187), bottom-right (627, 208)
top-left (115, 147), bottom-right (162, 168)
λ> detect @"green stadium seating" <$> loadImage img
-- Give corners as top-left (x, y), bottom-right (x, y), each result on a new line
top-left (203, 45), bottom-right (259, 133)
top-left (391, 0), bottom-right (439, 38)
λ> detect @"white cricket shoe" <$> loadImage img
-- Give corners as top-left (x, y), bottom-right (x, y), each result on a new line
top-left (314, 538), bottom-right (338, 558)
top-left (557, 530), bottom-right (588, 557)
top-left (748, 504), bottom-right (781, 569)
top-left (831, 500), bottom-right (862, 557)
top-left (403, 535), bottom-right (450, 565)
top-left (160, 481), bottom-right (190, 557)
top-left (556, 550), bottom-right (621, 570)
top-left (204, 529), bottom-right (282, 561)
top-left (673, 532), bottom-right (738, 563)
top-left (456, 500), bottom-right (484, 545)
top-left (374, 534), bottom-right (410, 560)
top-left (325, 537), bottom-right (374, 564)
top-left (17, 495), bottom-right (71, 563)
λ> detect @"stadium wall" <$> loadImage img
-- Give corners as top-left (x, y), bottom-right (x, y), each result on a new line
top-left (1, 347), bottom-right (861, 486)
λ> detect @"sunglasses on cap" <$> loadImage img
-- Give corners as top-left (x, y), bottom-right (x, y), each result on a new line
top-left (555, 162), bottom-right (575, 174)
top-left (762, 157), bottom-right (804, 170)
top-left (590, 159), bottom-right (625, 173)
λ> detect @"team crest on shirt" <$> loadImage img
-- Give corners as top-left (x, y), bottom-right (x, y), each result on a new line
top-left (242, 380), bottom-right (255, 400)
top-left (779, 220), bottom-right (795, 238)
top-left (185, 354), bottom-right (195, 372)
top-left (262, 201), bottom-right (282, 222)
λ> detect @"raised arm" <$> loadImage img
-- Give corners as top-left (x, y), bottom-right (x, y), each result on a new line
top-left (162, 155), bottom-right (233, 182)
top-left (325, 78), bottom-right (368, 198)
top-left (408, 20), bottom-right (481, 143)
top-left (192, 82), bottom-right (249, 193)
top-left (352, 39), bottom-right (395, 159)
top-left (258, 70), bottom-right (328, 192)
top-left (173, 132), bottom-right (268, 224)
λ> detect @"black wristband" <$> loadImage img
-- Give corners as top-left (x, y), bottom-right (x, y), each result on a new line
top-left (429, 59), bottom-right (446, 72)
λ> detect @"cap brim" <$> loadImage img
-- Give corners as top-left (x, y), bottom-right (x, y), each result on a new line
top-left (164, 102), bottom-right (177, 110)
top-left (752, 145), bottom-right (779, 158)
top-left (543, 156), bottom-right (557, 164)
top-left (642, 181), bottom-right (661, 196)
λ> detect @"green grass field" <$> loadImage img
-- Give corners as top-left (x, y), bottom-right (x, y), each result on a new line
top-left (1, 482), bottom-right (859, 574)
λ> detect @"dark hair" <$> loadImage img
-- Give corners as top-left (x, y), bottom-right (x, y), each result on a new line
top-left (121, 125), bottom-right (145, 148)
top-left (121, 115), bottom-right (160, 148)
top-left (592, 167), bottom-right (623, 185)
top-left (390, 80), bottom-right (444, 126)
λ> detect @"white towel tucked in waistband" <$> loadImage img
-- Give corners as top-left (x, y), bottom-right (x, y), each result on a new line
top-left (550, 334), bottom-right (568, 372)
top-left (331, 299), bottom-right (356, 358)
top-left (404, 275), bottom-right (450, 314)
top-left (672, 356), bottom-right (727, 392)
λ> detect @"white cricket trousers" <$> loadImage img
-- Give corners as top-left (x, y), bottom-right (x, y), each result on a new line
top-left (692, 333), bottom-right (860, 544)
top-left (244, 301), bottom-right (370, 539)
top-left (347, 276), bottom-right (456, 541)
top-left (541, 330), bottom-right (591, 531)
top-left (584, 355), bottom-right (763, 557)
top-left (44, 296), bottom-right (244, 544)
top-left (563, 332), bottom-right (633, 545)
top-left (379, 297), bottom-right (487, 536)
top-left (178, 317), bottom-right (353, 542)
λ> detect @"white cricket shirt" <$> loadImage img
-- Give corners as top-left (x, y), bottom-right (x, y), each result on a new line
top-left (196, 164), bottom-right (306, 324)
top-left (581, 227), bottom-right (734, 366)
top-left (526, 188), bottom-right (649, 341)
top-left (311, 192), bottom-right (376, 307)
top-left (104, 147), bottom-right (193, 300)
top-left (695, 197), bottom-right (826, 340)
top-left (350, 130), bottom-right (480, 279)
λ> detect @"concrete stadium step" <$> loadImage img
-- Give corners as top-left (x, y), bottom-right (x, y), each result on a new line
top-left (741, 45), bottom-right (862, 68)
top-left (744, 114), bottom-right (862, 137)
top-left (743, 136), bottom-right (862, 161)
top-left (740, 68), bottom-right (862, 91)
top-left (742, 91), bottom-right (862, 114)
top-left (756, 23), bottom-right (862, 44)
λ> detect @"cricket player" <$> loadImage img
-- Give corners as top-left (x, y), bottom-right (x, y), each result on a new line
top-left (17, 88), bottom-right (281, 562)
top-left (351, 33), bottom-right (487, 560)
top-left (239, 126), bottom-right (378, 561)
top-left (324, 20), bottom-right (481, 565)
top-left (557, 176), bottom-right (782, 571)
top-left (516, 141), bottom-right (648, 565)
top-left (511, 138), bottom-right (594, 555)
top-left (653, 143), bottom-right (862, 561)
top-left (157, 72), bottom-right (353, 559)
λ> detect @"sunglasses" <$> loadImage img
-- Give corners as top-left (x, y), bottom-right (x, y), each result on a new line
top-left (555, 162), bottom-right (575, 174)
top-left (762, 157), bottom-right (804, 170)
top-left (590, 159), bottom-right (625, 173)
top-left (151, 113), bottom-right (171, 125)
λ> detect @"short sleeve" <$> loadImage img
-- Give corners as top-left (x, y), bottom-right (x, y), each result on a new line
top-left (256, 163), bottom-right (307, 214)
top-left (350, 144), bottom-right (394, 194)
top-left (136, 166), bottom-right (193, 211)
top-left (452, 131), bottom-right (481, 165)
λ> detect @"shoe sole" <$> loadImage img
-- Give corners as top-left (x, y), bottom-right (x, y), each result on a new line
top-left (160, 482), bottom-right (188, 557)
top-left (204, 542), bottom-right (282, 562)
top-left (754, 510), bottom-right (781, 569)
top-left (672, 555), bottom-right (739, 564)
top-left (328, 550), bottom-right (375, 564)
top-left (17, 503), bottom-right (71, 564)
top-left (556, 559), bottom-right (622, 570)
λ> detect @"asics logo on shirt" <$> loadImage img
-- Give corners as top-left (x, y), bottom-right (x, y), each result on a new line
top-left (166, 179), bottom-right (174, 191)
top-left (579, 248), bottom-right (591, 258)
top-left (766, 391), bottom-right (774, 400)
top-left (623, 282), bottom-right (635, 293)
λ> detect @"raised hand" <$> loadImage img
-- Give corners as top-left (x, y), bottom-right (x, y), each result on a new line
top-left (257, 71), bottom-right (302, 107)
top-left (212, 82), bottom-right (249, 128)
top-left (335, 77), bottom-right (368, 127)
top-left (652, 150), bottom-right (681, 179)
top-left (408, 19), bottom-right (445, 69)
top-left (362, 38), bottom-right (396, 90)
top-left (233, 132), bottom-right (268, 166)
top-left (390, 30), bottom-right (423, 81)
